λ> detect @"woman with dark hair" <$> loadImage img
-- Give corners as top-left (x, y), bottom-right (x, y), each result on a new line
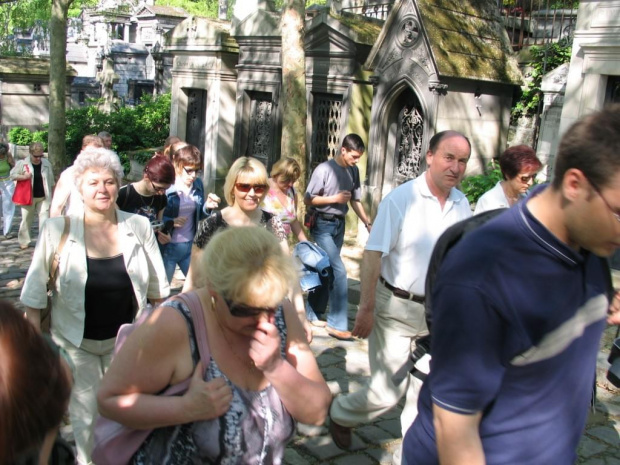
top-left (474, 145), bottom-right (543, 215)
top-left (117, 155), bottom-right (175, 224)
top-left (0, 141), bottom-right (15, 238)
top-left (160, 144), bottom-right (208, 283)
top-left (0, 300), bottom-right (73, 465)
top-left (20, 147), bottom-right (169, 464)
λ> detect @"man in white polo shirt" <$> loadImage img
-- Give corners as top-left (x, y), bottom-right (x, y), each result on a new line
top-left (328, 130), bottom-right (472, 460)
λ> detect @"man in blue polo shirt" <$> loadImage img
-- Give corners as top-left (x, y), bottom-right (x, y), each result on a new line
top-left (403, 105), bottom-right (620, 464)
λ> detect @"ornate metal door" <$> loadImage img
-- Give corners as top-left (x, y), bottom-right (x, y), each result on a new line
top-left (393, 98), bottom-right (424, 185)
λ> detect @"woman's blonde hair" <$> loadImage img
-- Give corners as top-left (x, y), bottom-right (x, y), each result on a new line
top-left (201, 226), bottom-right (294, 307)
top-left (270, 157), bottom-right (301, 183)
top-left (223, 157), bottom-right (268, 206)
top-left (73, 147), bottom-right (124, 190)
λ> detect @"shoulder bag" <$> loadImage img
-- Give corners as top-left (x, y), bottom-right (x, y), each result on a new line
top-left (12, 164), bottom-right (32, 206)
top-left (91, 291), bottom-right (210, 465)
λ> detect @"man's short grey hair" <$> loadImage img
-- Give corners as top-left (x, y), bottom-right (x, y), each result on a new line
top-left (73, 147), bottom-right (124, 190)
top-left (97, 131), bottom-right (111, 139)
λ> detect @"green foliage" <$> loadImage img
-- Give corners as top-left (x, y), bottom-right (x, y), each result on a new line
top-left (32, 130), bottom-right (48, 151)
top-left (8, 127), bottom-right (34, 146)
top-left (64, 93), bottom-right (171, 168)
top-left (460, 162), bottom-right (503, 204)
top-left (512, 41), bottom-right (572, 122)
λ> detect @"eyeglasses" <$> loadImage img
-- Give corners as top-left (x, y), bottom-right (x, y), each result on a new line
top-left (587, 177), bottom-right (620, 223)
top-left (150, 180), bottom-right (169, 194)
top-left (519, 174), bottom-right (535, 183)
top-left (183, 167), bottom-right (199, 175)
top-left (224, 298), bottom-right (277, 318)
top-left (235, 183), bottom-right (268, 194)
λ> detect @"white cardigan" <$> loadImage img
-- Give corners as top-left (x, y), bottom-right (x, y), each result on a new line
top-left (20, 210), bottom-right (170, 347)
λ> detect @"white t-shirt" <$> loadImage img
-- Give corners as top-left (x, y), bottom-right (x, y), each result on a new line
top-left (365, 172), bottom-right (472, 296)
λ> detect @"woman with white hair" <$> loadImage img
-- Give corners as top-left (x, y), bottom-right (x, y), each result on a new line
top-left (20, 147), bottom-right (170, 465)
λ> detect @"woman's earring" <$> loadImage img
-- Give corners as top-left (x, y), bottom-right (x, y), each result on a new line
top-left (211, 296), bottom-right (216, 311)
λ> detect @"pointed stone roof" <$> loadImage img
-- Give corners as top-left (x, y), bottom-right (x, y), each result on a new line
top-left (365, 0), bottom-right (522, 85)
top-left (135, 5), bottom-right (189, 18)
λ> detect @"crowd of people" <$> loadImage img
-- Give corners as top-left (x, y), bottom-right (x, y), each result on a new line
top-left (1, 104), bottom-right (619, 465)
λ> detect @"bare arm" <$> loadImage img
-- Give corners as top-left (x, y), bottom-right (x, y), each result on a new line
top-left (25, 306), bottom-right (42, 331)
top-left (97, 305), bottom-right (232, 429)
top-left (433, 404), bottom-right (485, 465)
top-left (352, 250), bottom-right (382, 338)
top-left (304, 191), bottom-right (351, 207)
top-left (290, 219), bottom-right (308, 242)
top-left (182, 245), bottom-right (203, 292)
top-left (251, 302), bottom-right (330, 425)
top-left (351, 200), bottom-right (372, 232)
top-left (608, 290), bottom-right (620, 325)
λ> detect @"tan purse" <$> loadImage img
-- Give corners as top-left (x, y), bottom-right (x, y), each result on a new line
top-left (41, 217), bottom-right (70, 333)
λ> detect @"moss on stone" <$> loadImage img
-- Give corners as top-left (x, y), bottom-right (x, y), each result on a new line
top-left (417, 0), bottom-right (522, 84)
top-left (329, 12), bottom-right (383, 46)
top-left (0, 57), bottom-right (76, 76)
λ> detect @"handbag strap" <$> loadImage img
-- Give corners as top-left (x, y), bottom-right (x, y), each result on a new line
top-left (175, 291), bottom-right (211, 371)
top-left (47, 217), bottom-right (70, 293)
top-left (156, 292), bottom-right (211, 396)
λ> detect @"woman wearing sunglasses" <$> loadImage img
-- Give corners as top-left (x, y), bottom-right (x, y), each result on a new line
top-left (116, 155), bottom-right (175, 225)
top-left (159, 145), bottom-right (209, 284)
top-left (474, 145), bottom-right (542, 215)
top-left (98, 226), bottom-right (331, 464)
top-left (183, 156), bottom-right (286, 291)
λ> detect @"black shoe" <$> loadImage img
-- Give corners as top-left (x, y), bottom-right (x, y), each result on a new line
top-left (329, 416), bottom-right (352, 450)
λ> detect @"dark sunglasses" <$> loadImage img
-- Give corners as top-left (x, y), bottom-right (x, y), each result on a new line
top-left (235, 183), bottom-right (268, 194)
top-left (224, 298), bottom-right (277, 318)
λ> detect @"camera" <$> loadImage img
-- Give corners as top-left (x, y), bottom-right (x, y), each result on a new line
top-left (151, 220), bottom-right (164, 232)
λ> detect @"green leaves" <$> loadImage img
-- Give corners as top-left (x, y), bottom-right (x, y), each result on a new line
top-left (460, 162), bottom-right (503, 204)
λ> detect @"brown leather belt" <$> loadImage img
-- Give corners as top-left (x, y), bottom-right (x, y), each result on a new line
top-left (379, 276), bottom-right (425, 304)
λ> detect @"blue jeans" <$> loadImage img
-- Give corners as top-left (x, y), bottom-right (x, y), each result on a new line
top-left (162, 240), bottom-right (192, 283)
top-left (307, 216), bottom-right (348, 331)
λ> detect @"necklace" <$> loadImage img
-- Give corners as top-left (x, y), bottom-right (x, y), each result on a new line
top-left (134, 183), bottom-right (155, 208)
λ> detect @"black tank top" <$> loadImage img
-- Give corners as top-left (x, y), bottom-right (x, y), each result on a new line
top-left (84, 254), bottom-right (134, 340)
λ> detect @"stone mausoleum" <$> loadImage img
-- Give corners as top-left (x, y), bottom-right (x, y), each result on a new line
top-left (162, 0), bottom-right (521, 217)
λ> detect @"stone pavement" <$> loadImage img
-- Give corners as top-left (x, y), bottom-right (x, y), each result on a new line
top-left (1, 218), bottom-right (618, 464)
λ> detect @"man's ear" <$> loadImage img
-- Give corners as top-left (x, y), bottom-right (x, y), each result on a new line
top-left (562, 168), bottom-right (588, 202)
top-left (425, 150), bottom-right (433, 166)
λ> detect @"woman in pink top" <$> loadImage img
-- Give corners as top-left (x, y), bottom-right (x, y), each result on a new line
top-left (261, 157), bottom-right (308, 242)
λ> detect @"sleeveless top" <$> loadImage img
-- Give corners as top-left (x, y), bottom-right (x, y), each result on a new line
top-left (0, 157), bottom-right (11, 180)
top-left (132, 298), bottom-right (295, 465)
top-left (193, 210), bottom-right (287, 250)
top-left (261, 186), bottom-right (296, 236)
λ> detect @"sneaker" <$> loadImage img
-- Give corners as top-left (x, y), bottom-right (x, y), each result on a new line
top-left (326, 326), bottom-right (353, 341)
top-left (309, 319), bottom-right (327, 328)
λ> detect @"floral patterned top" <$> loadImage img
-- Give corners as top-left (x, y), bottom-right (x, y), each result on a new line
top-left (261, 186), bottom-right (297, 236)
top-left (132, 298), bottom-right (295, 465)
top-left (193, 210), bottom-right (287, 250)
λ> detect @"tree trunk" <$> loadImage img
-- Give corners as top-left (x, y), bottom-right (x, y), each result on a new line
top-left (48, 0), bottom-right (73, 177)
top-left (280, 0), bottom-right (308, 210)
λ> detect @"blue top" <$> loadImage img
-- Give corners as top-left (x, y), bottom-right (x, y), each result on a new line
top-left (162, 177), bottom-right (207, 237)
top-left (404, 193), bottom-right (610, 465)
